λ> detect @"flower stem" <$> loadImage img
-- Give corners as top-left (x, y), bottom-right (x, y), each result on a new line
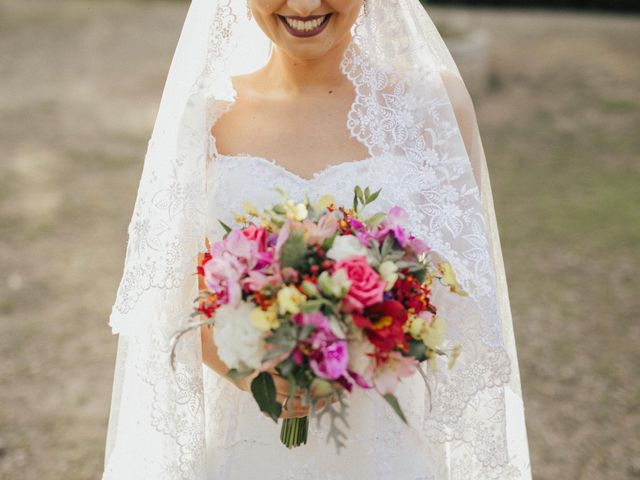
top-left (280, 416), bottom-right (308, 449)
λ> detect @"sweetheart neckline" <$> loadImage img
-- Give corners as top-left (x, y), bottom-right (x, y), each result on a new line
top-left (213, 152), bottom-right (382, 183)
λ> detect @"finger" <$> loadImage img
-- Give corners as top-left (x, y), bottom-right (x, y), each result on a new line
top-left (275, 400), bottom-right (309, 419)
top-left (276, 392), bottom-right (307, 409)
top-left (313, 398), bottom-right (326, 412)
top-left (280, 403), bottom-right (309, 419)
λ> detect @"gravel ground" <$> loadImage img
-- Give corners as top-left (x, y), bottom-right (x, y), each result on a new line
top-left (0, 1), bottom-right (638, 479)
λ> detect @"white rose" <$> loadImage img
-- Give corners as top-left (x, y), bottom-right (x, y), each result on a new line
top-left (213, 301), bottom-right (267, 371)
top-left (327, 235), bottom-right (369, 262)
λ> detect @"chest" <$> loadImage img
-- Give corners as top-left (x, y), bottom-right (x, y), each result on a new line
top-left (210, 89), bottom-right (370, 180)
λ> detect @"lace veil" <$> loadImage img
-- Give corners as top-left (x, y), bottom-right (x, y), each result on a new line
top-left (102, 0), bottom-right (532, 478)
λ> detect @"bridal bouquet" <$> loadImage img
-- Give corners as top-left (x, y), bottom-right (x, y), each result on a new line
top-left (179, 186), bottom-right (466, 452)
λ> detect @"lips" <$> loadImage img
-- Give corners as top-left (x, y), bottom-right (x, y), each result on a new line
top-left (278, 13), bottom-right (332, 38)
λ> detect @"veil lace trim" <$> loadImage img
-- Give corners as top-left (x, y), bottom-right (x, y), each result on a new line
top-left (341, 16), bottom-right (517, 477)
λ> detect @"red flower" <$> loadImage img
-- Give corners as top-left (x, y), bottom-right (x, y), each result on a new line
top-left (197, 251), bottom-right (213, 277)
top-left (392, 273), bottom-right (432, 314)
top-left (196, 293), bottom-right (218, 318)
top-left (355, 300), bottom-right (410, 353)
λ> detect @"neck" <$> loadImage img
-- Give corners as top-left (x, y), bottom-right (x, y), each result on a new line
top-left (261, 33), bottom-right (353, 96)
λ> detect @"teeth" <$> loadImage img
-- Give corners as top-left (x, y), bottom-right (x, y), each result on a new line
top-left (285, 15), bottom-right (326, 32)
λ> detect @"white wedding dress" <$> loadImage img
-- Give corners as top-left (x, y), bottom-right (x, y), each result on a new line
top-left (204, 147), bottom-right (445, 479)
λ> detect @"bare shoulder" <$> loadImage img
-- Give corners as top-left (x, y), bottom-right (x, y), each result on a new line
top-left (210, 73), bottom-right (261, 154)
top-left (439, 69), bottom-right (477, 123)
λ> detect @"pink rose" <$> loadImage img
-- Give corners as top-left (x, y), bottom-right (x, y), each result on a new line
top-left (241, 225), bottom-right (274, 269)
top-left (333, 256), bottom-right (386, 313)
top-left (242, 225), bottom-right (268, 252)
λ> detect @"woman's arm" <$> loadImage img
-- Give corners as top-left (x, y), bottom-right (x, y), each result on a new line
top-left (197, 247), bottom-right (246, 387)
top-left (440, 70), bottom-right (485, 192)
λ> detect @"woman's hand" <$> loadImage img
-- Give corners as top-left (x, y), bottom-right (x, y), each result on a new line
top-left (235, 368), bottom-right (338, 419)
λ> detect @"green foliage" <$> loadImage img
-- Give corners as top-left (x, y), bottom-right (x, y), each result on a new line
top-left (218, 219), bottom-right (232, 234)
top-left (226, 367), bottom-right (254, 381)
top-left (279, 230), bottom-right (307, 269)
top-left (407, 338), bottom-right (429, 362)
top-left (353, 185), bottom-right (382, 212)
top-left (382, 393), bottom-right (408, 424)
top-left (250, 372), bottom-right (282, 422)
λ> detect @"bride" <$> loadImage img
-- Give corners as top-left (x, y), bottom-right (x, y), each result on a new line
top-left (103, 0), bottom-right (532, 479)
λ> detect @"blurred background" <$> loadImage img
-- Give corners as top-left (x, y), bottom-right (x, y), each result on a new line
top-left (0, 0), bottom-right (638, 479)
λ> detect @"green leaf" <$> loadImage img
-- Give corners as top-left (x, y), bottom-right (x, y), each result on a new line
top-left (382, 393), bottom-right (408, 424)
top-left (413, 267), bottom-right (428, 284)
top-left (265, 324), bottom-right (298, 347)
top-left (366, 188), bottom-right (381, 204)
top-left (280, 231), bottom-right (307, 269)
top-left (277, 358), bottom-right (295, 377)
top-left (381, 250), bottom-right (405, 263)
top-left (322, 233), bottom-right (336, 251)
top-left (226, 368), bottom-right (254, 381)
top-left (407, 338), bottom-right (428, 362)
top-left (355, 185), bottom-right (364, 203)
top-left (263, 345), bottom-right (293, 361)
top-left (272, 204), bottom-right (286, 215)
top-left (380, 234), bottom-right (395, 258)
top-left (287, 375), bottom-right (297, 409)
top-left (298, 324), bottom-right (316, 340)
top-left (365, 212), bottom-right (387, 229)
top-left (301, 280), bottom-right (320, 297)
top-left (251, 372), bottom-right (282, 422)
top-left (218, 219), bottom-right (232, 234)
top-left (299, 299), bottom-right (324, 313)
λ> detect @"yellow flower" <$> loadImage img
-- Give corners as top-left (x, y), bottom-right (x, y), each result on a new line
top-left (437, 262), bottom-right (468, 296)
top-left (424, 271), bottom-right (434, 287)
top-left (315, 194), bottom-right (335, 212)
top-left (277, 286), bottom-right (307, 315)
top-left (420, 314), bottom-right (446, 348)
top-left (284, 200), bottom-right (308, 221)
top-left (403, 314), bottom-right (424, 339)
top-left (242, 200), bottom-right (260, 217)
top-left (448, 344), bottom-right (461, 369)
top-left (233, 214), bottom-right (248, 225)
top-left (427, 354), bottom-right (438, 372)
top-left (250, 304), bottom-right (279, 331)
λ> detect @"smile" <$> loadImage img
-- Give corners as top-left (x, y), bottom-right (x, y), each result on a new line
top-left (278, 13), bottom-right (332, 38)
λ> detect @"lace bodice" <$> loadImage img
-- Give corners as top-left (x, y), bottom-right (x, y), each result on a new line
top-left (205, 150), bottom-right (415, 241)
